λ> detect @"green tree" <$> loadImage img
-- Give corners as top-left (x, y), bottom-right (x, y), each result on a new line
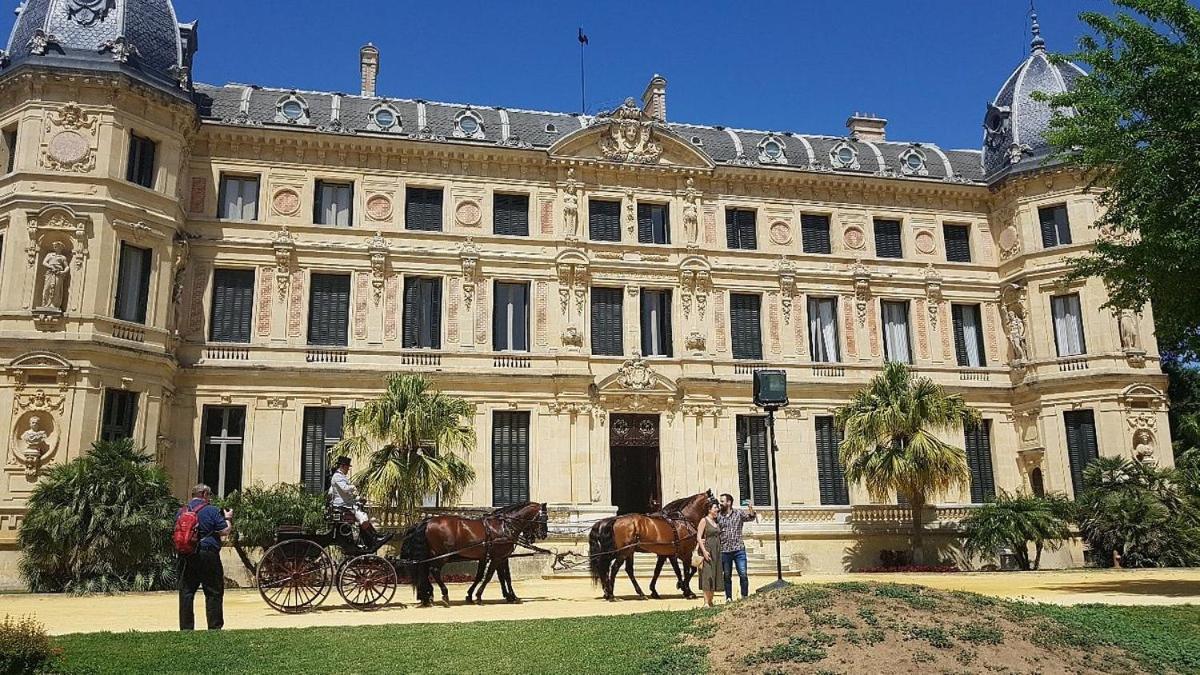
top-left (220, 483), bottom-right (326, 575)
top-left (18, 439), bottom-right (179, 593)
top-left (333, 373), bottom-right (476, 526)
top-left (834, 361), bottom-right (981, 563)
top-left (1041, 0), bottom-right (1200, 358)
top-left (1074, 456), bottom-right (1200, 567)
top-left (961, 491), bottom-right (1074, 570)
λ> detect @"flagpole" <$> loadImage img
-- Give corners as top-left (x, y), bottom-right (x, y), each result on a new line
top-left (578, 29), bottom-right (587, 114)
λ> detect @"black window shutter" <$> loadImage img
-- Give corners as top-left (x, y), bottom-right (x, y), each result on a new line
top-left (730, 293), bottom-right (763, 360)
top-left (301, 408), bottom-right (327, 495)
top-left (801, 214), bottom-right (831, 254)
top-left (874, 219), bottom-right (902, 258)
top-left (735, 416), bottom-right (752, 505)
top-left (1064, 410), bottom-right (1099, 497)
top-left (952, 304), bottom-right (970, 367)
top-left (725, 209), bottom-right (757, 250)
top-left (402, 277), bottom-right (419, 348)
top-left (309, 274), bottom-right (350, 346)
top-left (637, 203), bottom-right (654, 244)
top-left (211, 268), bottom-right (254, 343)
top-left (944, 224), bottom-right (971, 263)
top-left (661, 290), bottom-right (673, 357)
top-left (406, 187), bottom-right (444, 231)
top-left (494, 194), bottom-right (529, 236)
top-left (492, 411), bottom-right (530, 506)
top-left (429, 278), bottom-right (442, 349)
top-left (1039, 207), bottom-right (1059, 248)
top-left (964, 420), bottom-right (995, 503)
top-left (815, 416), bottom-right (849, 505)
top-left (493, 283), bottom-right (506, 351)
top-left (738, 415), bottom-right (771, 506)
top-left (725, 209), bottom-right (738, 249)
top-left (590, 287), bottom-right (623, 356)
top-left (136, 244), bottom-right (152, 324)
top-left (589, 199), bottom-right (621, 242)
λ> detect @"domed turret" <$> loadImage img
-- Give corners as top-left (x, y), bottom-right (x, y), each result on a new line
top-left (981, 13), bottom-right (1086, 179)
top-left (2, 0), bottom-right (196, 96)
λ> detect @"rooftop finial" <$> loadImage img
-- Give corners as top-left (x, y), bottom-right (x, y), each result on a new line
top-left (1030, 3), bottom-right (1045, 51)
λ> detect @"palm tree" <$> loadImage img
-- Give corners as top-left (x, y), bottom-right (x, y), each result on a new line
top-left (961, 491), bottom-right (1073, 570)
top-left (834, 361), bottom-right (980, 563)
top-left (333, 373), bottom-right (477, 526)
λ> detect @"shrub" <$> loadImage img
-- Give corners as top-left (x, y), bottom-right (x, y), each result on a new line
top-left (961, 491), bottom-right (1073, 570)
top-left (221, 483), bottom-right (327, 575)
top-left (0, 615), bottom-right (59, 674)
top-left (18, 439), bottom-right (179, 593)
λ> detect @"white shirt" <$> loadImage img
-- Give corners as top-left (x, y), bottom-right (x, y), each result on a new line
top-left (329, 470), bottom-right (358, 508)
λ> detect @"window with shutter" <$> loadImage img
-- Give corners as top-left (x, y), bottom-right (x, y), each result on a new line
top-left (736, 416), bottom-right (771, 506)
top-left (210, 268), bottom-right (255, 343)
top-left (725, 208), bottom-right (757, 250)
top-left (1051, 293), bottom-right (1087, 357)
top-left (807, 297), bottom-right (841, 362)
top-left (493, 282), bottom-right (530, 351)
top-left (200, 406), bottom-right (246, 497)
top-left (801, 214), bottom-right (832, 254)
top-left (590, 287), bottom-right (624, 356)
top-left (218, 174), bottom-right (260, 220)
top-left (405, 187), bottom-right (444, 231)
top-left (951, 304), bottom-right (986, 367)
top-left (1038, 204), bottom-right (1072, 248)
top-left (640, 289), bottom-right (673, 357)
top-left (126, 133), bottom-right (156, 188)
top-left (114, 242), bottom-right (152, 324)
top-left (493, 193), bottom-right (529, 236)
top-left (307, 273), bottom-right (351, 346)
top-left (815, 416), bottom-right (849, 505)
top-left (3, 126), bottom-right (18, 174)
top-left (589, 199), bottom-right (621, 242)
top-left (881, 300), bottom-right (913, 363)
top-left (874, 219), bottom-right (903, 258)
top-left (964, 420), bottom-right (995, 503)
top-left (100, 388), bottom-right (139, 442)
top-left (1064, 409), bottom-right (1099, 497)
top-left (402, 276), bottom-right (442, 349)
top-left (637, 203), bottom-right (670, 245)
top-left (943, 223), bottom-right (971, 262)
top-left (492, 411), bottom-right (530, 506)
top-left (730, 293), bottom-right (763, 360)
top-left (314, 181), bottom-right (354, 226)
top-left (300, 407), bottom-right (343, 495)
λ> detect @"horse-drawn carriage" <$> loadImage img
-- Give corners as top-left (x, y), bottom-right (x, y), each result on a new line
top-left (254, 500), bottom-right (550, 612)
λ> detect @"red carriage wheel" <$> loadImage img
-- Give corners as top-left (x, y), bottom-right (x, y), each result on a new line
top-left (256, 539), bottom-right (334, 613)
top-left (337, 554), bottom-right (399, 610)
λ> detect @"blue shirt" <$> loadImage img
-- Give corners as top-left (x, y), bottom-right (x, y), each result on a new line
top-left (186, 498), bottom-right (228, 552)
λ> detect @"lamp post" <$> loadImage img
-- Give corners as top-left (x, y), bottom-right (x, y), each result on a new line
top-left (752, 369), bottom-right (791, 593)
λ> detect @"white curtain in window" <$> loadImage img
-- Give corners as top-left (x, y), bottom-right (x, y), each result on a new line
top-left (115, 245), bottom-right (145, 322)
top-left (222, 177), bottom-right (259, 220)
top-left (808, 298), bottom-right (839, 362)
top-left (881, 301), bottom-right (912, 363)
top-left (321, 184), bottom-right (351, 226)
top-left (1052, 294), bottom-right (1085, 356)
top-left (961, 306), bottom-right (983, 367)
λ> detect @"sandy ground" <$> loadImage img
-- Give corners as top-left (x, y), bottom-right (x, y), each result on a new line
top-left (1, 568), bottom-right (1197, 636)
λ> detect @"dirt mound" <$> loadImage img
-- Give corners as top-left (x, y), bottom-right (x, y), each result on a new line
top-left (688, 582), bottom-right (1147, 674)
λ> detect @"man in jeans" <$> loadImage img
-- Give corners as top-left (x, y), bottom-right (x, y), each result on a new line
top-left (178, 483), bottom-right (231, 630)
top-left (716, 492), bottom-right (756, 601)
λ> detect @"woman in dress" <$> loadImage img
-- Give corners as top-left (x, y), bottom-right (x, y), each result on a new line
top-left (696, 500), bottom-right (722, 607)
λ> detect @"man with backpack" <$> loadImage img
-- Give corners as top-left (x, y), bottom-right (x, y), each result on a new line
top-left (176, 483), bottom-right (232, 630)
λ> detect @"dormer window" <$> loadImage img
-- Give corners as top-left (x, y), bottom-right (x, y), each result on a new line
top-left (757, 135), bottom-right (787, 164)
top-left (276, 94), bottom-right (310, 125)
top-left (830, 141), bottom-right (859, 169)
top-left (899, 147), bottom-right (928, 176)
top-left (691, 136), bottom-right (703, 146)
top-left (368, 103), bottom-right (400, 132)
top-left (454, 110), bottom-right (484, 139)
top-left (545, 123), bottom-right (557, 133)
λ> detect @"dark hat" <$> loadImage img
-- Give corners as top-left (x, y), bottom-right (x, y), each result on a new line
top-left (335, 456), bottom-right (352, 467)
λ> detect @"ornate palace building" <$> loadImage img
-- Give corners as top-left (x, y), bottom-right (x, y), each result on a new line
top-left (0, 0), bottom-right (1171, 581)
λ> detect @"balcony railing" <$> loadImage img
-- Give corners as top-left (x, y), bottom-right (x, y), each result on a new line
top-left (494, 355), bottom-right (532, 369)
top-left (205, 345), bottom-right (249, 361)
top-left (734, 361), bottom-right (770, 375)
top-left (111, 323), bottom-right (145, 343)
top-left (306, 348), bottom-right (348, 363)
top-left (959, 370), bottom-right (989, 381)
top-left (401, 352), bottom-right (442, 367)
top-left (1057, 356), bottom-right (1089, 372)
top-left (812, 365), bottom-right (845, 378)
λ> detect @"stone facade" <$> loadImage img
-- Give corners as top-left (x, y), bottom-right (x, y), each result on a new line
top-left (0, 3), bottom-right (1172, 583)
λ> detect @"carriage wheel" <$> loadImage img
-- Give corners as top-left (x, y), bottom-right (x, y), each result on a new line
top-left (256, 539), bottom-right (334, 613)
top-left (337, 554), bottom-right (399, 610)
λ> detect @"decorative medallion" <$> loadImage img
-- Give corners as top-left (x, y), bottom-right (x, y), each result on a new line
top-left (915, 230), bottom-right (936, 255)
top-left (366, 194), bottom-right (392, 221)
top-left (455, 200), bottom-right (482, 227)
top-left (66, 0), bottom-right (112, 26)
top-left (768, 221), bottom-right (792, 246)
top-left (42, 103), bottom-right (97, 173)
top-left (843, 226), bottom-right (866, 250)
top-left (272, 189), bottom-right (301, 217)
top-left (998, 225), bottom-right (1021, 259)
top-left (47, 131), bottom-right (89, 167)
top-left (598, 98), bottom-right (663, 164)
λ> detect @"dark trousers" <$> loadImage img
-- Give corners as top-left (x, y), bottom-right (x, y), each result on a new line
top-left (721, 549), bottom-right (749, 600)
top-left (179, 549), bottom-right (224, 630)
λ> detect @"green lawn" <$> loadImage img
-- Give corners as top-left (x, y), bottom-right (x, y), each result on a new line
top-left (49, 598), bottom-right (1200, 675)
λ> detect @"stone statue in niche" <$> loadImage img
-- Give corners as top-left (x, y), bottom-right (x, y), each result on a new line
top-left (1133, 429), bottom-right (1156, 465)
top-left (1001, 304), bottom-right (1028, 363)
top-left (1119, 311), bottom-right (1141, 351)
top-left (38, 241), bottom-right (70, 311)
top-left (21, 415), bottom-right (50, 468)
top-left (561, 168), bottom-right (580, 240)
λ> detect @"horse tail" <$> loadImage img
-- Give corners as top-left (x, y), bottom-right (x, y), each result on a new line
top-left (588, 517), bottom-right (616, 586)
top-left (400, 518), bottom-right (431, 599)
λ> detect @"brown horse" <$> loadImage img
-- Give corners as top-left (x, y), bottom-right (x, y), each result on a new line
top-left (400, 501), bottom-right (547, 607)
top-left (588, 491), bottom-right (711, 601)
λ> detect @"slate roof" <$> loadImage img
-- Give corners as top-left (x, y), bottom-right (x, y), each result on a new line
top-left (194, 82), bottom-right (985, 185)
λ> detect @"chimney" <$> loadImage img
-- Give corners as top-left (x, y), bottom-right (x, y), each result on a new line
top-left (360, 43), bottom-right (380, 98)
top-left (641, 74), bottom-right (667, 122)
top-left (845, 112), bottom-right (886, 141)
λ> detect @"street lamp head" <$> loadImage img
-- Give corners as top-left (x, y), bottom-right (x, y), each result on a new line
top-left (753, 369), bottom-right (789, 409)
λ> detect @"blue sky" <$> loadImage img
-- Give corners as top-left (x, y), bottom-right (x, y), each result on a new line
top-left (5, 1), bottom-right (1110, 150)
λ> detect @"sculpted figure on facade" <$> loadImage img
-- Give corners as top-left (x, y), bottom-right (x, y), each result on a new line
top-left (1000, 284), bottom-right (1030, 364)
top-left (561, 169), bottom-right (580, 239)
top-left (19, 415), bottom-right (51, 475)
top-left (680, 178), bottom-right (700, 247)
top-left (38, 242), bottom-right (70, 311)
top-left (1133, 429), bottom-right (1156, 465)
top-left (598, 98), bottom-right (662, 164)
top-left (1118, 310), bottom-right (1141, 351)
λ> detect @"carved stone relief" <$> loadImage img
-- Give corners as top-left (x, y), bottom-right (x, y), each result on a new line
top-left (851, 260), bottom-right (871, 327)
top-left (679, 178), bottom-right (700, 248)
top-left (455, 200), bottom-right (482, 228)
top-left (999, 283), bottom-right (1030, 366)
top-left (778, 258), bottom-right (796, 324)
top-left (560, 169), bottom-right (581, 240)
top-left (365, 194), bottom-right (393, 222)
top-left (460, 238), bottom-right (480, 309)
top-left (923, 264), bottom-right (942, 329)
top-left (272, 188), bottom-right (302, 217)
top-left (272, 227), bottom-right (296, 301)
top-left (368, 232), bottom-right (389, 303)
top-left (598, 99), bottom-right (663, 164)
top-left (41, 103), bottom-right (97, 173)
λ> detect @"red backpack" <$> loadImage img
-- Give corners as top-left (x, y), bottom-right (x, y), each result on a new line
top-left (173, 501), bottom-right (208, 555)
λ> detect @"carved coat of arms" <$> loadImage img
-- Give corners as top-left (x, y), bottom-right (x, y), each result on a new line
top-left (599, 98), bottom-right (663, 164)
top-left (616, 354), bottom-right (655, 390)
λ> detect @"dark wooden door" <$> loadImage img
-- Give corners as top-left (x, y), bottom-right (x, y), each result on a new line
top-left (610, 414), bottom-right (661, 514)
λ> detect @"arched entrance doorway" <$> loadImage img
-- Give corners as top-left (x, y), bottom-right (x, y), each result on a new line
top-left (609, 413), bottom-right (661, 514)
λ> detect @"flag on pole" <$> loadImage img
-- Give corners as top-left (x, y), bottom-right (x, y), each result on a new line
top-left (578, 27), bottom-right (589, 45)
